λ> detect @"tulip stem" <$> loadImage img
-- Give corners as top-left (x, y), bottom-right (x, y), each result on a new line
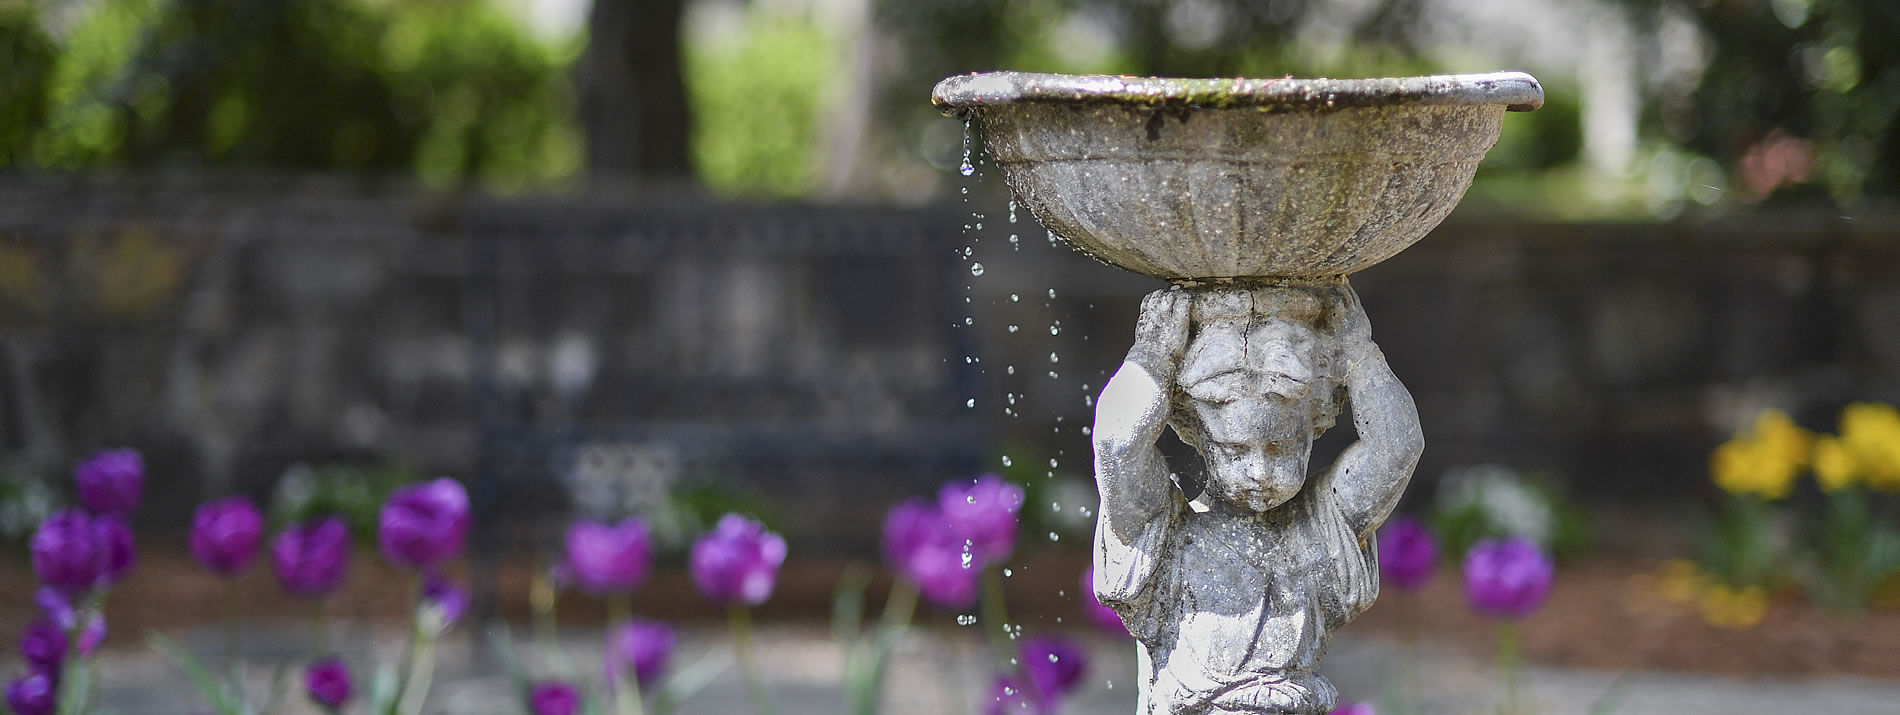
top-left (607, 597), bottom-right (646, 715)
top-left (728, 606), bottom-right (776, 715)
top-left (1497, 622), bottom-right (1519, 715)
top-left (225, 578), bottom-right (241, 669)
top-left (979, 568), bottom-right (1012, 663)
top-left (312, 600), bottom-right (331, 654)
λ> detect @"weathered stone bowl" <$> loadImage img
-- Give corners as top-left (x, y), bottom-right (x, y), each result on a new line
top-left (932, 71), bottom-right (1543, 281)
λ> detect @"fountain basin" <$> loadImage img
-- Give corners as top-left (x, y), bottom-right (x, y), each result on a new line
top-left (932, 71), bottom-right (1543, 280)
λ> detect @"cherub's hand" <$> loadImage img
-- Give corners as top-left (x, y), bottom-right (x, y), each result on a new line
top-left (1127, 287), bottom-right (1193, 384)
top-left (1329, 282), bottom-right (1375, 367)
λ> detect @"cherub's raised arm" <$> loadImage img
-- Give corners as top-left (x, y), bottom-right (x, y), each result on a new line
top-left (1323, 283), bottom-right (1424, 538)
top-left (1092, 289), bottom-right (1190, 549)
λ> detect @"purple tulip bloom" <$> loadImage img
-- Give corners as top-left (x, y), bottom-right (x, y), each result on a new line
top-left (190, 497), bottom-right (265, 577)
top-left (35, 588), bottom-right (74, 630)
top-left (689, 514), bottom-right (787, 606)
top-left (1021, 635), bottom-right (1087, 707)
top-left (1463, 537), bottom-right (1555, 620)
top-left (939, 475), bottom-right (1023, 567)
top-left (606, 618), bottom-right (675, 688)
top-left (1081, 567), bottom-right (1127, 635)
top-left (5, 671), bottom-right (56, 715)
top-left (95, 515), bottom-right (136, 586)
top-left (529, 681), bottom-right (581, 715)
top-left (1328, 703), bottom-right (1377, 715)
top-left (1377, 516), bottom-right (1437, 591)
top-left (563, 518), bottom-right (653, 595)
top-left (31, 510), bottom-right (101, 595)
top-left (378, 478), bottom-right (470, 570)
top-left (422, 574), bottom-right (469, 627)
top-left (983, 675), bottom-right (1039, 715)
top-left (75, 449), bottom-right (142, 518)
top-left (272, 518), bottom-right (351, 598)
top-left (20, 620), bottom-right (65, 672)
top-left (883, 499), bottom-right (979, 608)
top-left (304, 657), bottom-right (352, 710)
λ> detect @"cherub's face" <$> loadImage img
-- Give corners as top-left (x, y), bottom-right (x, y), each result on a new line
top-left (1176, 317), bottom-right (1330, 513)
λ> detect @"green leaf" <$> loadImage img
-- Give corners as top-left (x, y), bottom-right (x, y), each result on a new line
top-left (148, 632), bottom-right (239, 715)
top-left (650, 650), bottom-right (732, 715)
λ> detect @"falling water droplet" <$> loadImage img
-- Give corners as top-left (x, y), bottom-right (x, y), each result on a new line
top-left (1049, 352), bottom-right (1060, 363)
top-left (1048, 289), bottom-right (1057, 299)
top-left (966, 398), bottom-right (976, 408)
top-left (962, 246), bottom-right (973, 258)
top-left (961, 552), bottom-right (974, 567)
top-left (970, 263), bottom-right (985, 276)
top-left (1001, 455), bottom-right (1013, 467)
top-left (1049, 458), bottom-right (1058, 468)
top-left (963, 317), bottom-right (974, 326)
top-left (1048, 653), bottom-right (1060, 663)
top-left (1006, 365), bottom-right (1016, 375)
top-left (957, 614), bottom-right (976, 626)
top-left (1048, 370), bottom-right (1059, 379)
top-left (1048, 532), bottom-right (1060, 542)
top-left (1008, 200), bottom-right (1019, 223)
top-left (1010, 293), bottom-right (1020, 302)
top-left (1049, 323), bottom-right (1061, 336)
top-left (1003, 568), bottom-right (1013, 577)
top-left (1051, 502), bottom-right (1061, 512)
top-left (959, 121), bottom-right (975, 176)
top-left (1007, 324), bottom-right (1020, 334)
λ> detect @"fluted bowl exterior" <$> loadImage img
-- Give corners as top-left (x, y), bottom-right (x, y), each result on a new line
top-left (934, 72), bottom-right (1541, 280)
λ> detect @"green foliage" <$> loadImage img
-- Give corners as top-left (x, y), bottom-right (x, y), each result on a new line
top-left (685, 7), bottom-right (839, 197)
top-left (0, 4), bottom-right (56, 167)
top-left (270, 462), bottom-right (419, 541)
top-left (1695, 495), bottom-right (1790, 591)
top-left (16, 0), bottom-right (578, 188)
top-left (1804, 489), bottom-right (1900, 612)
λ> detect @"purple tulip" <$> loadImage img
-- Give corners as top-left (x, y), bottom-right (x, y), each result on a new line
top-left (1021, 635), bottom-right (1087, 707)
top-left (883, 499), bottom-right (979, 608)
top-left (1463, 537), bottom-right (1554, 620)
top-left (563, 518), bottom-right (653, 595)
top-left (606, 618), bottom-right (675, 688)
top-left (1328, 703), bottom-right (1377, 715)
top-left (31, 510), bottom-right (100, 595)
top-left (1377, 516), bottom-right (1437, 591)
top-left (1080, 567), bottom-right (1127, 635)
top-left (983, 675), bottom-right (1038, 715)
top-left (378, 478), bottom-right (470, 570)
top-left (272, 518), bottom-right (351, 598)
top-left (689, 514), bottom-right (787, 606)
top-left (20, 620), bottom-right (65, 672)
top-left (422, 574), bottom-right (469, 627)
top-left (5, 671), bottom-right (56, 715)
top-left (304, 657), bottom-right (352, 710)
top-left (75, 449), bottom-right (142, 517)
top-left (190, 497), bottom-right (265, 577)
top-left (95, 515), bottom-right (135, 586)
top-left (939, 475), bottom-right (1023, 567)
top-left (35, 588), bottom-right (74, 630)
top-left (529, 681), bottom-right (581, 715)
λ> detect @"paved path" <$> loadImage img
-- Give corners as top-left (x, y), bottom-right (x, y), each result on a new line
top-left (80, 621), bottom-right (1900, 714)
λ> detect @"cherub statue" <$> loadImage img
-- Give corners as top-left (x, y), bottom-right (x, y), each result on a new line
top-left (1091, 280), bottom-right (1423, 715)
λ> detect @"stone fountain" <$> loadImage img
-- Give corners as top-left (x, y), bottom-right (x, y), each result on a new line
top-left (933, 71), bottom-right (1543, 714)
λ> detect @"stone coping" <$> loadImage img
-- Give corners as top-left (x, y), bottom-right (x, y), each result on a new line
top-left (932, 71), bottom-right (1544, 116)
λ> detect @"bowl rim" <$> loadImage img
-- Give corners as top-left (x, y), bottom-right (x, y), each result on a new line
top-left (932, 70), bottom-right (1543, 117)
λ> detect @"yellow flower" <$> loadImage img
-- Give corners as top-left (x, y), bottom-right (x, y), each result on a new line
top-left (1751, 409), bottom-right (1812, 467)
top-left (1697, 584), bottom-right (1768, 630)
top-left (1656, 559), bottom-right (1705, 604)
top-left (1710, 409), bottom-right (1811, 499)
top-left (1811, 436), bottom-right (1857, 492)
top-left (1840, 403), bottom-right (1900, 492)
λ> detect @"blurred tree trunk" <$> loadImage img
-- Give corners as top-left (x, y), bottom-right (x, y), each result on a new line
top-left (580, 0), bottom-right (692, 179)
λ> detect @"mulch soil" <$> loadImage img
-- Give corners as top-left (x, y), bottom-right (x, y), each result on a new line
top-left (6, 548), bottom-right (1899, 680)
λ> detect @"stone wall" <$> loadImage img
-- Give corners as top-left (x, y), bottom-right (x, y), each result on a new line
top-left (2, 174), bottom-right (1895, 546)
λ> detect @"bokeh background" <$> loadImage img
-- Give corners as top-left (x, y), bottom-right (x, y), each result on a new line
top-left (5, 0), bottom-right (1900, 712)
